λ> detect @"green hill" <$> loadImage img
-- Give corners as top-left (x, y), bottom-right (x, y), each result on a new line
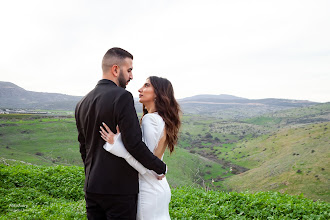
top-left (1, 161), bottom-right (329, 219)
top-left (223, 122), bottom-right (330, 202)
top-left (0, 114), bottom-right (226, 189)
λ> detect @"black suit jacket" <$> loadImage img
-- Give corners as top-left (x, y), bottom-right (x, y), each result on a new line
top-left (75, 79), bottom-right (166, 194)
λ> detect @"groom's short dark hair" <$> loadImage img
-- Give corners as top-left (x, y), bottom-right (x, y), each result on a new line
top-left (102, 47), bottom-right (133, 73)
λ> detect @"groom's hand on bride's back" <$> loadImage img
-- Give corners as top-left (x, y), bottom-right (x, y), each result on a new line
top-left (150, 170), bottom-right (166, 180)
top-left (157, 165), bottom-right (168, 179)
top-left (157, 174), bottom-right (165, 180)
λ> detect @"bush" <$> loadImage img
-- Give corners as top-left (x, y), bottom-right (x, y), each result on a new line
top-left (0, 163), bottom-right (86, 219)
top-left (1, 163), bottom-right (329, 219)
top-left (170, 187), bottom-right (330, 219)
top-left (0, 164), bottom-right (84, 201)
top-left (205, 132), bottom-right (213, 139)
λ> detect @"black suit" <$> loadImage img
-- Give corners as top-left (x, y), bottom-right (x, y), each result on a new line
top-left (75, 79), bottom-right (166, 218)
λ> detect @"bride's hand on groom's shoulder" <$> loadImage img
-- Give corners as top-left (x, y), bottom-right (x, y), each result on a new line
top-left (100, 122), bottom-right (120, 144)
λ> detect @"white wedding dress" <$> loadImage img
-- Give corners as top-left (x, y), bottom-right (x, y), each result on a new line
top-left (103, 112), bottom-right (171, 220)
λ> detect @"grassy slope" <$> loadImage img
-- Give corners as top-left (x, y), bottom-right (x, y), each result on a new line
top-left (163, 148), bottom-right (227, 188)
top-left (0, 115), bottom-right (81, 166)
top-left (0, 114), bottom-right (226, 189)
top-left (223, 122), bottom-right (330, 202)
top-left (179, 103), bottom-right (330, 165)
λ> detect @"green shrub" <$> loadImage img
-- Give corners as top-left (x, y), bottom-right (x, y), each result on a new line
top-left (170, 187), bottom-right (330, 219)
top-left (1, 163), bottom-right (329, 219)
top-left (0, 164), bottom-right (84, 201)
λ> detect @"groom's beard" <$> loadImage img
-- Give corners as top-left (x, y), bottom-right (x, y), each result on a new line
top-left (118, 70), bottom-right (127, 89)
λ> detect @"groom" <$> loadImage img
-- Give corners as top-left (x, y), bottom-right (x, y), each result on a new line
top-left (75, 47), bottom-right (167, 219)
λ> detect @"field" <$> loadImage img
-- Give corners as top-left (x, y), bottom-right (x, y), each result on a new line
top-left (0, 114), bottom-right (81, 166)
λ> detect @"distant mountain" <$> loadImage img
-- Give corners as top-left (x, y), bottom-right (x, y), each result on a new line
top-left (180, 94), bottom-right (314, 106)
top-left (0, 81), bottom-right (82, 110)
top-left (179, 94), bottom-right (318, 119)
top-left (181, 94), bottom-right (247, 101)
top-left (0, 82), bottom-right (320, 118)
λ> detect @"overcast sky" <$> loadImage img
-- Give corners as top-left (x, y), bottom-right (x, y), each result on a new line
top-left (0, 0), bottom-right (329, 102)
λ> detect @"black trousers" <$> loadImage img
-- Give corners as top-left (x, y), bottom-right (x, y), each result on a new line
top-left (85, 192), bottom-right (138, 220)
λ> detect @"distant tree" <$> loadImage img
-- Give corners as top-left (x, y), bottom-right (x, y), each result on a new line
top-left (205, 132), bottom-right (213, 139)
top-left (35, 152), bottom-right (44, 156)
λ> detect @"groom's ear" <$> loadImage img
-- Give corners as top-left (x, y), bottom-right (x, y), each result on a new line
top-left (111, 65), bottom-right (119, 77)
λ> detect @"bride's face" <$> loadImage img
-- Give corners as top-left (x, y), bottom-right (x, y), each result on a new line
top-left (138, 79), bottom-right (156, 104)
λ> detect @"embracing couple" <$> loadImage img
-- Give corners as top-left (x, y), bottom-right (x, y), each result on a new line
top-left (75, 47), bottom-right (181, 219)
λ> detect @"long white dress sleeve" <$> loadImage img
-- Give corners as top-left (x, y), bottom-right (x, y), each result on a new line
top-left (103, 133), bottom-right (148, 175)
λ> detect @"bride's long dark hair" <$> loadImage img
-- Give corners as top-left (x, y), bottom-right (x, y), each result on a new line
top-left (142, 76), bottom-right (181, 153)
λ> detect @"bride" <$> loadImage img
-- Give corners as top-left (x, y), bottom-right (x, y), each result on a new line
top-left (100, 76), bottom-right (181, 220)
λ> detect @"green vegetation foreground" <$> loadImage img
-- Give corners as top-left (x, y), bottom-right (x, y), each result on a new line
top-left (1, 161), bottom-right (329, 219)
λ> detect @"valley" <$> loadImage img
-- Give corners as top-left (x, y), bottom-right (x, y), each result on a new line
top-left (1, 102), bottom-right (329, 202)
